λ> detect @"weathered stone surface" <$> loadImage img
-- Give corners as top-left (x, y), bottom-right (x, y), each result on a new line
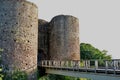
top-left (49, 15), bottom-right (80, 60)
top-left (0, 0), bottom-right (38, 79)
top-left (38, 19), bottom-right (49, 60)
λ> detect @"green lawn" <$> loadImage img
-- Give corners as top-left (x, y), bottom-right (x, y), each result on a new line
top-left (0, 78), bottom-right (2, 80)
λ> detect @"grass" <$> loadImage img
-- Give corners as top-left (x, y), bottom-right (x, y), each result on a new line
top-left (0, 78), bottom-right (2, 80)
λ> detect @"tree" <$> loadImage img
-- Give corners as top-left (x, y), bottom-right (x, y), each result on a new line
top-left (39, 43), bottom-right (112, 80)
top-left (80, 43), bottom-right (111, 60)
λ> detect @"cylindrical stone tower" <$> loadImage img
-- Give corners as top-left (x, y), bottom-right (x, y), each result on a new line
top-left (0, 0), bottom-right (38, 79)
top-left (38, 19), bottom-right (49, 61)
top-left (38, 19), bottom-right (49, 77)
top-left (49, 15), bottom-right (80, 60)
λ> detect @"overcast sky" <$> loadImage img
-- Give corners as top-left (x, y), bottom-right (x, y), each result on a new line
top-left (28, 0), bottom-right (120, 59)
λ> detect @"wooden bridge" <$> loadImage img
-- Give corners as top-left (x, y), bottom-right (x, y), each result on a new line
top-left (38, 59), bottom-right (120, 80)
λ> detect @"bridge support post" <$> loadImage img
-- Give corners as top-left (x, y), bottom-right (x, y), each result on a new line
top-left (113, 60), bottom-right (116, 75)
top-left (105, 60), bottom-right (108, 73)
top-left (95, 60), bottom-right (98, 73)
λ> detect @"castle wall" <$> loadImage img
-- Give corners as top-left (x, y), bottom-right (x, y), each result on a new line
top-left (49, 15), bottom-right (80, 60)
top-left (0, 0), bottom-right (38, 79)
top-left (38, 19), bottom-right (49, 60)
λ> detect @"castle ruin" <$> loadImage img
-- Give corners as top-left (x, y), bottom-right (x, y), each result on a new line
top-left (0, 0), bottom-right (38, 79)
top-left (0, 0), bottom-right (80, 80)
top-left (49, 15), bottom-right (80, 60)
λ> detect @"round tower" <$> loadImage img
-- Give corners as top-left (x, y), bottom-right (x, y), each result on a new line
top-left (49, 15), bottom-right (80, 60)
top-left (0, 0), bottom-right (38, 79)
top-left (38, 19), bottom-right (49, 61)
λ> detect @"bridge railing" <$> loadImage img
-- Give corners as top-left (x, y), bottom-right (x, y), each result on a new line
top-left (40, 59), bottom-right (120, 73)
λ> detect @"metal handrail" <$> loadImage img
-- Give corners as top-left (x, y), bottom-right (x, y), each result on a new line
top-left (40, 59), bottom-right (120, 75)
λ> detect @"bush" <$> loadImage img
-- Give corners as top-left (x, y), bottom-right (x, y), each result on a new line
top-left (3, 70), bottom-right (28, 80)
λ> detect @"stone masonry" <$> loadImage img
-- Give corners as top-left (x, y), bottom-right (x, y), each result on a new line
top-left (0, 0), bottom-right (80, 79)
top-left (0, 0), bottom-right (38, 80)
top-left (38, 15), bottom-right (80, 61)
top-left (48, 15), bottom-right (80, 60)
top-left (38, 19), bottom-right (49, 60)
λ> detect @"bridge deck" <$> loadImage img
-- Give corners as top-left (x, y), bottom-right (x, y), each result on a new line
top-left (38, 60), bottom-right (120, 80)
top-left (43, 66), bottom-right (120, 75)
top-left (45, 68), bottom-right (120, 80)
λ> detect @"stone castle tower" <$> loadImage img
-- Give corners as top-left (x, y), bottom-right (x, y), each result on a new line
top-left (38, 15), bottom-right (80, 61)
top-left (38, 19), bottom-right (49, 60)
top-left (49, 15), bottom-right (80, 60)
top-left (0, 0), bottom-right (80, 80)
top-left (0, 0), bottom-right (38, 79)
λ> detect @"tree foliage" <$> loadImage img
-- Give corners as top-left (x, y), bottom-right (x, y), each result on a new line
top-left (39, 74), bottom-right (81, 80)
top-left (3, 70), bottom-right (28, 80)
top-left (39, 43), bottom-right (112, 80)
top-left (1, 42), bottom-right (112, 80)
top-left (0, 49), bottom-right (27, 80)
top-left (80, 43), bottom-right (111, 60)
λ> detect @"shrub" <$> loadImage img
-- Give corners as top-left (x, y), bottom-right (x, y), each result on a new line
top-left (3, 70), bottom-right (28, 80)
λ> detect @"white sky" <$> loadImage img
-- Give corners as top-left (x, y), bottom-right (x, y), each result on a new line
top-left (27, 0), bottom-right (120, 59)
